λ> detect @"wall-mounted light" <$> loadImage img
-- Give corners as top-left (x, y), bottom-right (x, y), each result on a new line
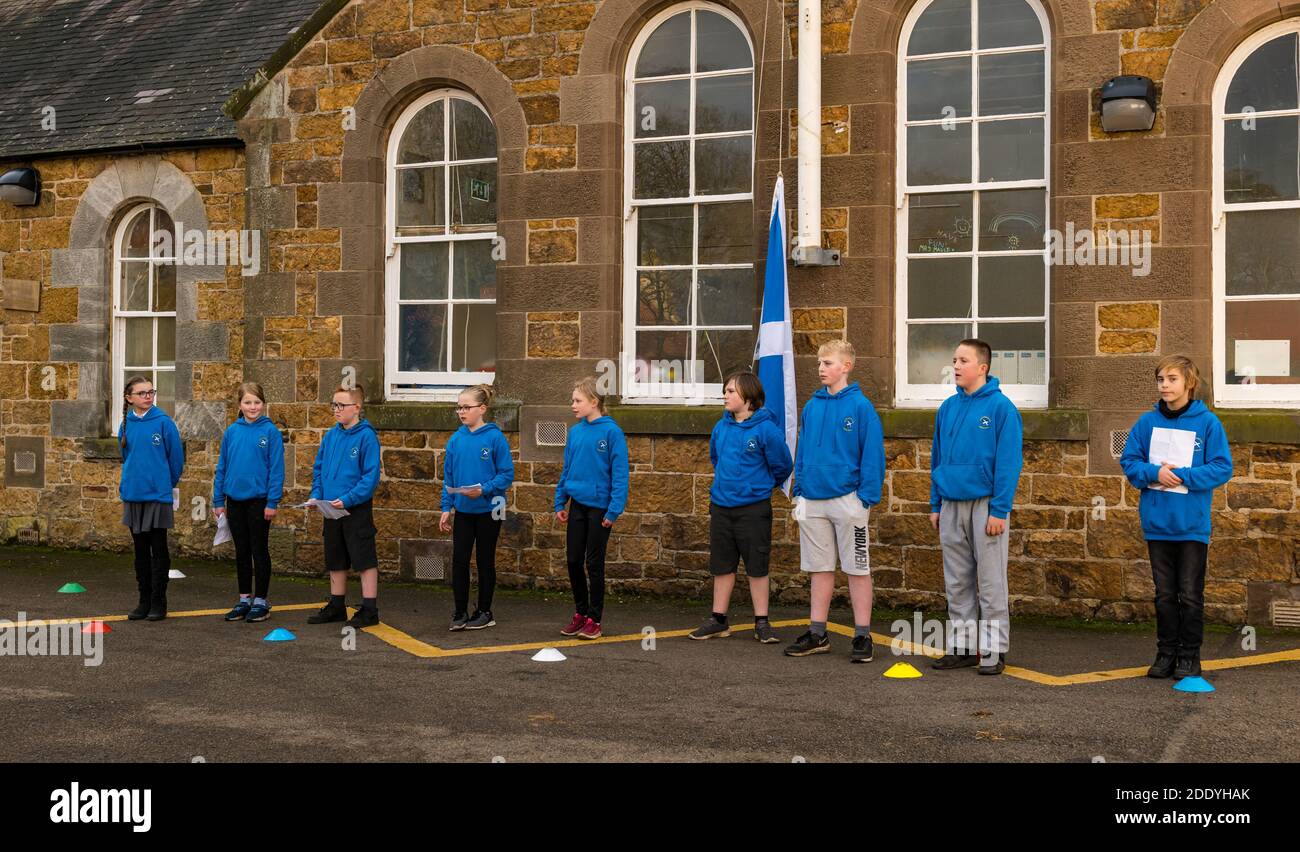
top-left (1099, 76), bottom-right (1157, 132)
top-left (0, 167), bottom-right (42, 205)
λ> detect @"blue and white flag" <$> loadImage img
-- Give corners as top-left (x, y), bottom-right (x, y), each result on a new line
top-left (755, 174), bottom-right (796, 495)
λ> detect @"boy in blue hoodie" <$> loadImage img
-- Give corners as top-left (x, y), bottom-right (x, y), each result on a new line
top-left (1120, 355), bottom-right (1232, 680)
top-left (929, 339), bottom-right (1023, 675)
top-left (307, 384), bottom-right (382, 629)
top-left (213, 382), bottom-right (285, 623)
top-left (439, 384), bottom-right (515, 631)
top-left (785, 340), bottom-right (886, 663)
top-left (554, 376), bottom-right (629, 640)
top-left (119, 375), bottom-right (186, 621)
top-left (689, 371), bottom-right (794, 643)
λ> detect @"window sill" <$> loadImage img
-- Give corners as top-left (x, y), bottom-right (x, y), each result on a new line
top-left (1211, 409), bottom-right (1300, 445)
top-left (880, 408), bottom-right (1089, 441)
top-left (366, 401), bottom-right (520, 432)
top-left (82, 438), bottom-right (121, 460)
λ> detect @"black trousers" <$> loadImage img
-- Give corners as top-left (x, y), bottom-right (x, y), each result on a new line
top-left (226, 497), bottom-right (272, 599)
top-left (452, 511), bottom-right (501, 615)
top-left (1148, 540), bottom-right (1208, 654)
top-left (566, 500), bottom-right (612, 623)
top-left (131, 528), bottom-right (170, 602)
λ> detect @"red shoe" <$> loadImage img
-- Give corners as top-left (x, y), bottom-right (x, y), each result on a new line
top-left (560, 612), bottom-right (587, 636)
top-left (577, 619), bottom-right (602, 640)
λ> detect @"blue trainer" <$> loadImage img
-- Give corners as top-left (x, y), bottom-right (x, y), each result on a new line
top-left (224, 601), bottom-right (252, 621)
top-left (245, 603), bottom-right (271, 623)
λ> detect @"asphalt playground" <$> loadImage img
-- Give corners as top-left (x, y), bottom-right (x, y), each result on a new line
top-left (2, 545), bottom-right (1298, 763)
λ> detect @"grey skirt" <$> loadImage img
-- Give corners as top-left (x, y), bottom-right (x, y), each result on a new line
top-left (122, 501), bottom-right (174, 534)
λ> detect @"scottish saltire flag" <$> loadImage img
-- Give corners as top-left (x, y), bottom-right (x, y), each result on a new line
top-left (754, 174), bottom-right (796, 495)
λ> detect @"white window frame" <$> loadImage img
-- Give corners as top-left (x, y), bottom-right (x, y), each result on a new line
top-left (111, 202), bottom-right (177, 434)
top-left (894, 0), bottom-right (1051, 409)
top-left (384, 89), bottom-right (498, 402)
top-left (1212, 19), bottom-right (1300, 408)
top-left (621, 1), bottom-right (756, 404)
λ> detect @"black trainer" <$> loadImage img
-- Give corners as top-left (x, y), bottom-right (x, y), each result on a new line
top-left (345, 607), bottom-right (379, 629)
top-left (307, 602), bottom-right (347, 624)
top-left (1147, 652), bottom-right (1176, 679)
top-left (1173, 653), bottom-right (1201, 679)
top-left (931, 652), bottom-right (980, 670)
top-left (465, 610), bottom-right (495, 630)
top-left (783, 630), bottom-right (830, 657)
top-left (850, 634), bottom-right (874, 663)
top-left (753, 621), bottom-right (780, 644)
top-left (449, 612), bottom-right (469, 631)
top-left (978, 652), bottom-right (1006, 676)
top-left (689, 617), bottom-right (731, 640)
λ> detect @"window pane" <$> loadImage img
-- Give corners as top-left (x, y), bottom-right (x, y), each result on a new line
top-left (399, 242), bottom-right (450, 300)
top-left (451, 163), bottom-right (497, 227)
top-left (450, 98), bottom-right (496, 161)
top-left (1225, 33), bottom-right (1299, 114)
top-left (978, 0), bottom-right (1043, 49)
top-left (979, 52), bottom-right (1044, 116)
top-left (121, 262), bottom-right (149, 311)
top-left (1225, 300), bottom-right (1300, 384)
top-left (637, 270), bottom-right (691, 325)
top-left (978, 118), bottom-right (1043, 181)
top-left (635, 330), bottom-right (692, 383)
top-left (156, 317), bottom-right (176, 367)
top-left (125, 209), bottom-right (151, 258)
top-left (450, 303), bottom-right (496, 373)
top-left (452, 239), bottom-right (497, 299)
top-left (696, 74), bottom-right (752, 133)
top-left (908, 258), bottom-right (972, 318)
top-left (697, 268), bottom-right (755, 325)
top-left (398, 304), bottom-right (448, 372)
top-left (908, 0), bottom-right (971, 56)
top-left (1223, 115), bottom-right (1299, 203)
top-left (634, 140), bottom-right (690, 198)
top-left (398, 100), bottom-right (445, 164)
top-left (153, 264), bottom-right (175, 312)
top-left (907, 57), bottom-right (971, 121)
top-left (696, 10), bottom-right (751, 72)
top-left (695, 137), bottom-right (751, 195)
top-left (154, 370), bottom-right (175, 416)
top-left (1225, 209), bottom-right (1300, 296)
top-left (152, 210), bottom-right (175, 258)
top-left (907, 123), bottom-right (971, 185)
top-left (979, 188), bottom-right (1045, 250)
top-left (698, 201), bottom-right (752, 264)
top-left (638, 204), bottom-right (693, 265)
top-left (636, 11), bottom-right (690, 77)
top-left (907, 322), bottom-right (972, 384)
top-left (635, 80), bottom-right (690, 139)
top-left (981, 322), bottom-right (1046, 384)
top-left (908, 192), bottom-right (973, 253)
top-left (125, 317), bottom-right (153, 367)
top-left (699, 329), bottom-right (754, 384)
top-left (978, 255), bottom-right (1044, 316)
top-left (396, 167), bottom-right (445, 229)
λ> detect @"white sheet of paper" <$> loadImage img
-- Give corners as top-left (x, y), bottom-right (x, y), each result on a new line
top-left (445, 483), bottom-right (482, 495)
top-left (172, 487), bottom-right (181, 511)
top-left (1147, 427), bottom-right (1195, 494)
top-left (213, 512), bottom-right (232, 547)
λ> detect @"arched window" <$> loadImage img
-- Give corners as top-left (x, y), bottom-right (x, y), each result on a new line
top-left (385, 90), bottom-right (498, 400)
top-left (623, 3), bottom-right (756, 401)
top-left (112, 203), bottom-right (176, 429)
top-left (1213, 22), bottom-right (1300, 407)
top-left (896, 0), bottom-right (1049, 407)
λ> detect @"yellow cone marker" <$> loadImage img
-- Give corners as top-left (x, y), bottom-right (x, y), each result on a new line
top-left (883, 662), bottom-right (923, 679)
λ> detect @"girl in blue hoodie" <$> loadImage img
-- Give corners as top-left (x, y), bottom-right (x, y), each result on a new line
top-left (554, 376), bottom-right (629, 640)
top-left (689, 372), bottom-right (793, 643)
top-left (213, 382), bottom-right (285, 623)
top-left (118, 375), bottom-right (185, 621)
top-left (439, 384), bottom-right (515, 632)
top-left (1120, 356), bottom-right (1233, 681)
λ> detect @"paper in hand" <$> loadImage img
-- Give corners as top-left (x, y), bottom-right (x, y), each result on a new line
top-left (445, 483), bottom-right (483, 495)
top-left (213, 512), bottom-right (232, 547)
top-left (173, 487), bottom-right (181, 511)
top-left (1147, 427), bottom-right (1195, 494)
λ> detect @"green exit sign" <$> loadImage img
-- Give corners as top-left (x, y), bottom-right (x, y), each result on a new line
top-left (470, 178), bottom-right (490, 203)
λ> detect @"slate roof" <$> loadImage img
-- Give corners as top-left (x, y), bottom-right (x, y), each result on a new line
top-left (0, 0), bottom-right (330, 160)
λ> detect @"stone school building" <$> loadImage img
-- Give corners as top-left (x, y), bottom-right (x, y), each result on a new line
top-left (1, 0), bottom-right (1298, 625)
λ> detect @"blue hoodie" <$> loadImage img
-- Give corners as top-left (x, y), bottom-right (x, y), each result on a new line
top-left (212, 416), bottom-right (286, 509)
top-left (310, 418), bottom-right (381, 508)
top-left (441, 422), bottom-right (515, 514)
top-left (553, 416), bottom-right (630, 522)
top-left (791, 383), bottom-right (885, 507)
top-left (709, 406), bottom-right (794, 507)
top-left (118, 405), bottom-right (185, 503)
top-left (1120, 400), bottom-right (1233, 544)
top-left (930, 376), bottom-right (1023, 518)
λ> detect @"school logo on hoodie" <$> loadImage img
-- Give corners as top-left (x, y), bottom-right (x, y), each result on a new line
top-left (597, 439), bottom-right (609, 454)
top-left (979, 416), bottom-right (991, 430)
top-left (258, 436), bottom-right (268, 448)
top-left (480, 447), bottom-right (491, 460)
top-left (842, 417), bottom-right (854, 432)
top-left (349, 446), bottom-right (359, 458)
top-left (745, 438), bottom-right (758, 453)
top-left (151, 433), bottom-right (161, 446)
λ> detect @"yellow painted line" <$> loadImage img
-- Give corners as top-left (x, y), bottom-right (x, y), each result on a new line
top-left (824, 622), bottom-right (1069, 685)
top-left (1056, 647), bottom-right (1300, 685)
top-left (7, 602), bottom-right (325, 629)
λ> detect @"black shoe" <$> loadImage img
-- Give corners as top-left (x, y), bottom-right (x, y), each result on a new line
top-left (146, 565), bottom-right (168, 620)
top-left (1174, 653), bottom-right (1201, 679)
top-left (449, 612), bottom-right (469, 631)
top-left (689, 617), bottom-right (730, 640)
top-left (978, 652), bottom-right (1006, 675)
top-left (1147, 652), bottom-right (1177, 679)
top-left (783, 630), bottom-right (830, 657)
top-left (345, 607), bottom-right (379, 629)
top-left (308, 602), bottom-right (347, 624)
top-left (753, 621), bottom-right (780, 644)
top-left (931, 652), bottom-right (979, 670)
top-left (465, 610), bottom-right (495, 630)
top-left (146, 602), bottom-right (167, 621)
top-left (850, 634), bottom-right (874, 663)
top-left (128, 597), bottom-right (150, 621)
top-left (129, 564), bottom-right (151, 620)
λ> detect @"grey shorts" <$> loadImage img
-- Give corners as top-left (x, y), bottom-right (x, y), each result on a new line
top-left (796, 493), bottom-right (871, 576)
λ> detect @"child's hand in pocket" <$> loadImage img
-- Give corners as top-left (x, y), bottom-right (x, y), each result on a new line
top-left (439, 511), bottom-right (451, 532)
